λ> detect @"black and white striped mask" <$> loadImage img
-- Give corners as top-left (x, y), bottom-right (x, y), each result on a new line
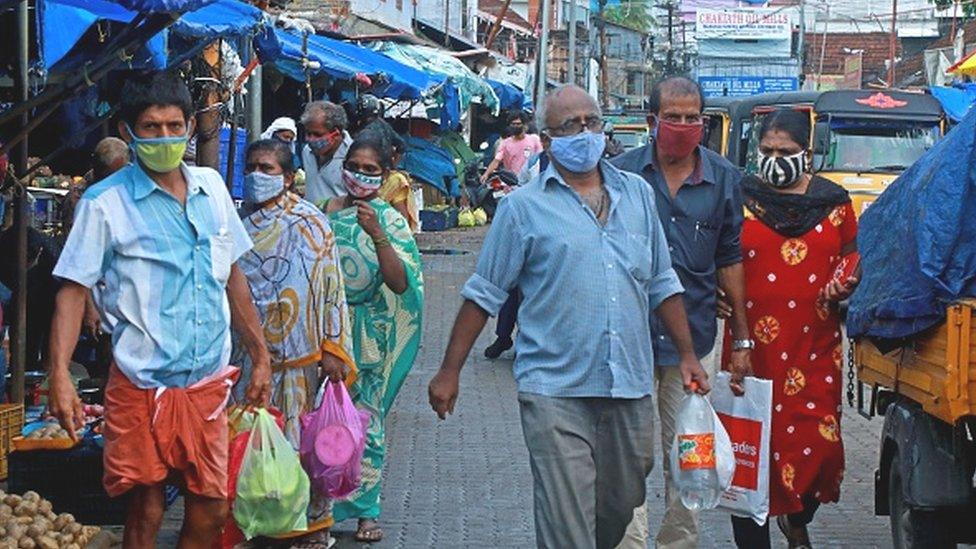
top-left (758, 151), bottom-right (806, 188)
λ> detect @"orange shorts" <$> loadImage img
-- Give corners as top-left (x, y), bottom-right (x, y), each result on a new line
top-left (102, 365), bottom-right (239, 499)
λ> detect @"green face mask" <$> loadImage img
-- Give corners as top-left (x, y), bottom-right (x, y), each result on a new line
top-left (125, 123), bottom-right (189, 173)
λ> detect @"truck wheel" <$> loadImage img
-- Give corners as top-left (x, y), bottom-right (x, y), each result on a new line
top-left (889, 454), bottom-right (955, 548)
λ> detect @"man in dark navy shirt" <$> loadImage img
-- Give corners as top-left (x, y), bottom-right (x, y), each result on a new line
top-left (611, 76), bottom-right (753, 549)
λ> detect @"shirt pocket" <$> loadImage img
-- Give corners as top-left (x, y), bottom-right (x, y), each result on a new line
top-left (625, 233), bottom-right (654, 283)
top-left (210, 232), bottom-right (233, 286)
top-left (675, 216), bottom-right (721, 273)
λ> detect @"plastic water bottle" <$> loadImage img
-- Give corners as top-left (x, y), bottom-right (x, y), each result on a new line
top-left (673, 382), bottom-right (721, 511)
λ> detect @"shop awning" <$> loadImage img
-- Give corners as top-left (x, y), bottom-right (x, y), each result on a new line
top-left (929, 85), bottom-right (976, 122)
top-left (39, 0), bottom-right (268, 71)
top-left (268, 30), bottom-right (442, 100)
top-left (39, 0), bottom-right (169, 70)
top-left (371, 41), bottom-right (499, 114)
top-left (113, 0), bottom-right (213, 12)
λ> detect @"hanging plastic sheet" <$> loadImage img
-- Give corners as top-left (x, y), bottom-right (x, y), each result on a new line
top-left (400, 135), bottom-right (460, 197)
top-left (929, 85), bottom-right (976, 123)
top-left (171, 0), bottom-right (266, 40)
top-left (847, 107), bottom-right (976, 341)
top-left (487, 79), bottom-right (526, 112)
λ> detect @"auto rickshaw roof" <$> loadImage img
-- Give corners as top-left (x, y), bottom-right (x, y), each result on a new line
top-left (814, 90), bottom-right (943, 122)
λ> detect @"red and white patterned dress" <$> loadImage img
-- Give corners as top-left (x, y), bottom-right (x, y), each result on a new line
top-left (724, 201), bottom-right (857, 516)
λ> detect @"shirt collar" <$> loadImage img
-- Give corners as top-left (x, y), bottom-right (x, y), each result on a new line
top-left (542, 160), bottom-right (625, 198)
top-left (131, 163), bottom-right (207, 201)
top-left (642, 142), bottom-right (716, 186)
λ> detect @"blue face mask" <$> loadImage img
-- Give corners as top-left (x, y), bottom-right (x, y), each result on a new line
top-left (547, 130), bottom-right (605, 174)
top-left (243, 171), bottom-right (286, 204)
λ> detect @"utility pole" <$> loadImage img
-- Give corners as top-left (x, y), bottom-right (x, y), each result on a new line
top-left (888, 0), bottom-right (898, 87)
top-left (536, 0), bottom-right (552, 109)
top-left (666, 1), bottom-right (674, 74)
top-left (599, 0), bottom-right (609, 108)
top-left (568, 0), bottom-right (577, 85)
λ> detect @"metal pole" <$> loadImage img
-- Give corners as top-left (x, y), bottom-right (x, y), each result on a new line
top-left (888, 0), bottom-right (897, 87)
top-left (536, 0), bottom-right (551, 108)
top-left (445, 0), bottom-right (451, 47)
top-left (568, 0), bottom-right (577, 85)
top-left (12, 0), bottom-right (29, 406)
top-left (666, 1), bottom-right (674, 74)
top-left (244, 42), bottom-right (263, 144)
top-left (599, 0), bottom-right (608, 108)
top-left (797, 0), bottom-right (805, 80)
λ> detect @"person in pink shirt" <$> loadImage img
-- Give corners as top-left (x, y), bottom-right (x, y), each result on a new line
top-left (482, 112), bottom-right (542, 182)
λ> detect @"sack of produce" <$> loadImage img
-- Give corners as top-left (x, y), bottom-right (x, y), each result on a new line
top-left (233, 409), bottom-right (310, 539)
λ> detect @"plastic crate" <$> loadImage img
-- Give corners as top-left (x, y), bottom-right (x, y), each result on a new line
top-left (0, 403), bottom-right (24, 480)
top-left (8, 438), bottom-right (179, 525)
top-left (419, 207), bottom-right (459, 232)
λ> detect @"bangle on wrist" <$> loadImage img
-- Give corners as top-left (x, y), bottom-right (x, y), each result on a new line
top-left (372, 235), bottom-right (391, 248)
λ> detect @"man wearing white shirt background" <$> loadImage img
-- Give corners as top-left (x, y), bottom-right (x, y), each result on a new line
top-left (301, 100), bottom-right (353, 204)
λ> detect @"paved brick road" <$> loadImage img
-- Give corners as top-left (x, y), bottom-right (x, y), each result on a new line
top-left (160, 226), bottom-right (897, 548)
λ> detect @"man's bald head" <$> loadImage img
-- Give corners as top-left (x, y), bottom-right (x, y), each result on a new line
top-left (648, 76), bottom-right (704, 115)
top-left (93, 137), bottom-right (129, 181)
top-left (536, 85), bottom-right (601, 134)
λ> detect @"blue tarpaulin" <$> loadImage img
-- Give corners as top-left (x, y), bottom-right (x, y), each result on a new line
top-left (488, 79), bottom-right (526, 111)
top-left (400, 136), bottom-right (459, 197)
top-left (848, 106), bottom-right (976, 340)
top-left (114, 0), bottom-right (212, 11)
top-left (172, 0), bottom-right (265, 40)
top-left (39, 0), bottom-right (168, 70)
top-left (929, 85), bottom-right (976, 122)
top-left (39, 0), bottom-right (267, 71)
top-left (268, 30), bottom-right (441, 101)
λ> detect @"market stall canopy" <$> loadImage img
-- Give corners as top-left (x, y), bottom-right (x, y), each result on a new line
top-left (114, 0), bottom-right (213, 11)
top-left (929, 85), bottom-right (976, 122)
top-left (848, 106), bottom-right (976, 341)
top-left (39, 0), bottom-right (269, 71)
top-left (371, 42), bottom-right (499, 115)
top-left (267, 29), bottom-right (442, 101)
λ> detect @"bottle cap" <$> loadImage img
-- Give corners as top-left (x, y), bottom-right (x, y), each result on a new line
top-left (689, 380), bottom-right (699, 392)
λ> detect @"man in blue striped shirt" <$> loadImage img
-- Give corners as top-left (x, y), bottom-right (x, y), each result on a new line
top-left (429, 85), bottom-right (710, 548)
top-left (46, 72), bottom-right (271, 548)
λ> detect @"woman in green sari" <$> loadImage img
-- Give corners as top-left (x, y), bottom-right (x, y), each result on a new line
top-left (320, 133), bottom-right (424, 542)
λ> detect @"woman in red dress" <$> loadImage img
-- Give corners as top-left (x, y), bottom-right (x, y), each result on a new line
top-left (724, 110), bottom-right (860, 549)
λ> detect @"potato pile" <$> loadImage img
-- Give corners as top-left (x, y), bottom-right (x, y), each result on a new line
top-left (24, 424), bottom-right (77, 441)
top-left (0, 491), bottom-right (99, 548)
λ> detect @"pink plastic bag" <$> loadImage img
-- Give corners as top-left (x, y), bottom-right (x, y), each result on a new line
top-left (299, 380), bottom-right (369, 498)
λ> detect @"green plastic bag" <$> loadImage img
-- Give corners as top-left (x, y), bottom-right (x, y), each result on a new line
top-left (233, 408), bottom-right (310, 539)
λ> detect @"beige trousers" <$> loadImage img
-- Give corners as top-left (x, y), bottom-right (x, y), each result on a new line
top-left (617, 326), bottom-right (723, 549)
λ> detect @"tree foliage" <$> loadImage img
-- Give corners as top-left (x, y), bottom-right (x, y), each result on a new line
top-left (603, 2), bottom-right (654, 33)
top-left (931, 0), bottom-right (976, 17)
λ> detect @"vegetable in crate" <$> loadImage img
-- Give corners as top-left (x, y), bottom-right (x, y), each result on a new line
top-left (0, 490), bottom-right (100, 549)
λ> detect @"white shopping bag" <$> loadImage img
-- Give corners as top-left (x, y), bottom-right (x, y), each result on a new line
top-left (709, 371), bottom-right (773, 525)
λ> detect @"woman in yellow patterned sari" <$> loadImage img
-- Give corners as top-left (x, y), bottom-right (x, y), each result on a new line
top-left (233, 139), bottom-right (355, 548)
top-left (321, 132), bottom-right (423, 543)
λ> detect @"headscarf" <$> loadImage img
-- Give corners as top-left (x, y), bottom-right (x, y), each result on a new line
top-left (260, 117), bottom-right (298, 141)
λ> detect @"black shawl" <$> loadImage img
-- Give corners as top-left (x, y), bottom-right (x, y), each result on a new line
top-left (742, 175), bottom-right (851, 237)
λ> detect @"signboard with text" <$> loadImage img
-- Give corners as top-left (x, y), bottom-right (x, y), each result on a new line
top-left (699, 76), bottom-right (800, 98)
top-left (696, 8), bottom-right (793, 41)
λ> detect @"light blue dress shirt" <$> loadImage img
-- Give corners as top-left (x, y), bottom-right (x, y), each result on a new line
top-left (461, 161), bottom-right (684, 398)
top-left (53, 163), bottom-right (252, 389)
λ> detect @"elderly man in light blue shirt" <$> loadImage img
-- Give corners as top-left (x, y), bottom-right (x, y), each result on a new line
top-left (429, 85), bottom-right (710, 549)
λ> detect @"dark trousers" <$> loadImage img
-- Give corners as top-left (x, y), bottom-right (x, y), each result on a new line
top-left (495, 290), bottom-right (520, 340)
top-left (731, 497), bottom-right (821, 549)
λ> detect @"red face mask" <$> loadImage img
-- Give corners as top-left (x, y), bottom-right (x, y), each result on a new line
top-left (655, 119), bottom-right (703, 159)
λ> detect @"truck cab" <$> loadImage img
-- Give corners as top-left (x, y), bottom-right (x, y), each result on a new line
top-left (811, 90), bottom-right (944, 216)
